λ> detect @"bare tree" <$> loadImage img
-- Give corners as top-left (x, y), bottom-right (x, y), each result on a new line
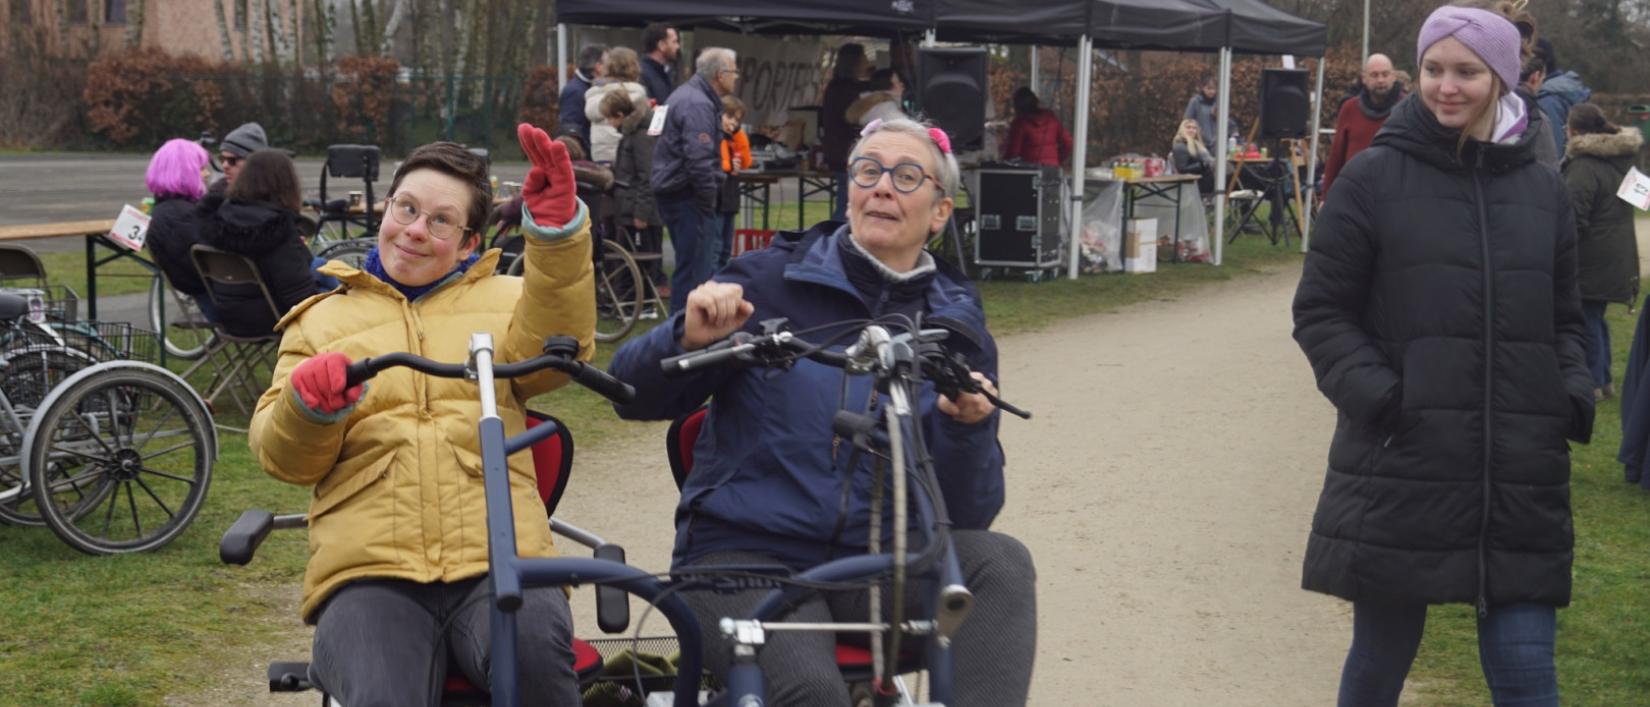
top-left (214, 0), bottom-right (236, 60)
top-left (381, 0), bottom-right (408, 56)
top-left (124, 0), bottom-right (145, 48)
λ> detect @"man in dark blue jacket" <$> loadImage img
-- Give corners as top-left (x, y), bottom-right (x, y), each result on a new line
top-left (639, 22), bottom-right (679, 104)
top-left (557, 44), bottom-right (606, 151)
top-left (652, 47), bottom-right (737, 312)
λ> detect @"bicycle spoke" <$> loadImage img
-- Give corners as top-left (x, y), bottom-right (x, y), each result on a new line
top-left (126, 482), bottom-right (141, 537)
top-left (134, 393), bottom-right (181, 451)
top-left (133, 476), bottom-right (176, 520)
top-left (105, 388), bottom-right (127, 447)
top-left (137, 466), bottom-right (198, 486)
top-left (49, 442), bottom-right (114, 466)
top-left (138, 440), bottom-right (197, 463)
top-left (100, 479), bottom-right (119, 536)
top-left (45, 467), bottom-right (105, 494)
top-left (70, 410), bottom-right (118, 456)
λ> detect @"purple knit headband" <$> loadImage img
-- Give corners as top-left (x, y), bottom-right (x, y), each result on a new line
top-left (1416, 6), bottom-right (1521, 90)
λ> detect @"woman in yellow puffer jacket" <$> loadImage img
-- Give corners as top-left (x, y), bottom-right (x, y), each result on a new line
top-left (248, 126), bottom-right (594, 707)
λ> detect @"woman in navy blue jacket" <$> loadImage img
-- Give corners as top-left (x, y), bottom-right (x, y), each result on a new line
top-left (610, 118), bottom-right (1035, 706)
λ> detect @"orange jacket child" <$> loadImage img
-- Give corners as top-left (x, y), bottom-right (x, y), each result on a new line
top-left (716, 128), bottom-right (751, 216)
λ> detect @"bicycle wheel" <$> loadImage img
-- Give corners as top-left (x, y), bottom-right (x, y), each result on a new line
top-left (27, 363), bottom-right (215, 555)
top-left (507, 238), bottom-right (643, 342)
top-left (0, 345), bottom-right (102, 526)
top-left (317, 237), bottom-right (375, 270)
top-left (148, 275), bottom-right (214, 360)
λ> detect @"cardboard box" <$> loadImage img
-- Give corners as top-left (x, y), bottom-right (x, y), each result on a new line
top-left (1124, 218), bottom-right (1157, 273)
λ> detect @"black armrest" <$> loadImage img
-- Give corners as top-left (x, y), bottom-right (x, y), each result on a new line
top-left (594, 543), bottom-right (631, 633)
top-left (220, 509), bottom-right (275, 565)
top-left (267, 661), bottom-right (313, 692)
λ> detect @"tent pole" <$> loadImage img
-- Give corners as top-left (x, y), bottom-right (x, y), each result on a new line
top-left (1067, 34), bottom-right (1093, 280)
top-left (557, 24), bottom-right (569, 88)
top-left (1030, 45), bottom-right (1040, 95)
top-left (1362, 0), bottom-right (1371, 64)
top-left (1213, 46), bottom-right (1232, 267)
top-left (924, 30), bottom-right (936, 47)
top-left (1304, 57), bottom-right (1325, 252)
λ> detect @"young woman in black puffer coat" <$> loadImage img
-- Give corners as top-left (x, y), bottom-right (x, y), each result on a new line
top-left (198, 149), bottom-right (333, 338)
top-left (1562, 103), bottom-right (1644, 401)
top-left (1292, 5), bottom-right (1594, 705)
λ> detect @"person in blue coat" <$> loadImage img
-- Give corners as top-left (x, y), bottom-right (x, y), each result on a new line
top-left (610, 118), bottom-right (1035, 707)
top-left (556, 44), bottom-right (606, 150)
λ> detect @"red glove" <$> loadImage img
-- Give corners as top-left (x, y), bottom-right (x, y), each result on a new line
top-left (291, 352), bottom-right (364, 416)
top-left (518, 123), bottom-right (578, 228)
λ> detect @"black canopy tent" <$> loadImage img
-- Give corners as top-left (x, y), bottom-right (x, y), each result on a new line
top-left (554, 0), bottom-right (933, 36)
top-left (553, 0), bottom-right (1327, 270)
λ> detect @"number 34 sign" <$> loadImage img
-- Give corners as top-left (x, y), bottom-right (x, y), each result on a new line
top-left (108, 204), bottom-right (150, 251)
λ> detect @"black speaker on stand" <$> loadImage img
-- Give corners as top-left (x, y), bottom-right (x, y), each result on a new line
top-left (1258, 68), bottom-right (1310, 140)
top-left (916, 47), bottom-right (987, 152)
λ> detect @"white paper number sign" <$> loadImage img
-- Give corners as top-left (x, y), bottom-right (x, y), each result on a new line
top-left (108, 204), bottom-right (150, 251)
top-left (1618, 167), bottom-right (1650, 211)
top-left (647, 105), bottom-right (669, 137)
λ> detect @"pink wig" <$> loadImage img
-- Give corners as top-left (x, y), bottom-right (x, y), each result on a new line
top-left (145, 138), bottom-right (210, 201)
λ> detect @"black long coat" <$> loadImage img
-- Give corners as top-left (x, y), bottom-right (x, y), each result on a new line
top-left (145, 196), bottom-right (207, 296)
top-left (198, 193), bottom-right (322, 338)
top-left (1563, 127), bottom-right (1644, 305)
top-left (1292, 94), bottom-right (1596, 609)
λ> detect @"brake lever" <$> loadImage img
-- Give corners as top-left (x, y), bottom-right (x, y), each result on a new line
top-left (920, 348), bottom-right (1032, 420)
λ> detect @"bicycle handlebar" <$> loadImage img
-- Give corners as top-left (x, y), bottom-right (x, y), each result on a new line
top-left (344, 335), bottom-right (635, 404)
top-left (660, 320), bottom-right (1030, 418)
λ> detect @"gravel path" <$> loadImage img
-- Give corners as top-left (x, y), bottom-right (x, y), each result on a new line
top-left (171, 262), bottom-right (1359, 706)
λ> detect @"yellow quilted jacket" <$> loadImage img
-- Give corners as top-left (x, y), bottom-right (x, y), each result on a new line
top-left (248, 225), bottom-right (594, 622)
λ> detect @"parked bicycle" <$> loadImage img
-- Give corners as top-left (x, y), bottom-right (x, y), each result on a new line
top-left (0, 293), bottom-right (216, 555)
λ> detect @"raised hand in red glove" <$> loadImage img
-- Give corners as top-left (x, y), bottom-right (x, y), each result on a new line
top-left (290, 352), bottom-right (364, 416)
top-left (517, 123), bottom-right (579, 228)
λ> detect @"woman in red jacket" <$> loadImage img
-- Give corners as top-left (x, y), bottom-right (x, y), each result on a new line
top-left (1001, 87), bottom-right (1072, 167)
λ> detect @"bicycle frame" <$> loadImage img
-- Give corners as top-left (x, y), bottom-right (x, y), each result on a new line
top-left (360, 333), bottom-right (705, 707)
top-left (663, 323), bottom-right (998, 707)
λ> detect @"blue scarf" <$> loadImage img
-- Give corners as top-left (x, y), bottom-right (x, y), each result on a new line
top-left (362, 246), bottom-right (481, 302)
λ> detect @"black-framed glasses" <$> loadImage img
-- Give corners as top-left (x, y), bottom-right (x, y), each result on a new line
top-left (849, 156), bottom-right (940, 194)
top-left (219, 154), bottom-right (241, 167)
top-left (386, 194), bottom-right (470, 241)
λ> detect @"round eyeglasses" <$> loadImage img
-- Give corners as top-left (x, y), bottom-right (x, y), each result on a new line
top-left (386, 194), bottom-right (471, 241)
top-left (848, 156), bottom-right (941, 194)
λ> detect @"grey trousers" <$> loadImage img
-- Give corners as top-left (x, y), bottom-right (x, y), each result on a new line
top-left (309, 576), bottom-right (581, 707)
top-left (681, 530), bottom-right (1037, 707)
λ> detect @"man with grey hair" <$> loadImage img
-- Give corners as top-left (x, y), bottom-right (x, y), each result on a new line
top-left (558, 44), bottom-right (607, 150)
top-left (652, 47), bottom-right (740, 312)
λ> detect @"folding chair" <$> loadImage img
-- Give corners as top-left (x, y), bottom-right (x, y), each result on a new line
top-left (305, 144), bottom-right (382, 239)
top-left (184, 245), bottom-right (283, 422)
top-left (222, 411), bottom-right (616, 704)
top-left (0, 244), bottom-right (47, 288)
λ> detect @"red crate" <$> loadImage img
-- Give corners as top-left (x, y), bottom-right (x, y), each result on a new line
top-left (732, 229), bottom-right (776, 257)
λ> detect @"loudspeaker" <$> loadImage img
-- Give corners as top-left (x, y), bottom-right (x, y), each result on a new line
top-left (1258, 68), bottom-right (1311, 140)
top-left (916, 47), bottom-right (987, 152)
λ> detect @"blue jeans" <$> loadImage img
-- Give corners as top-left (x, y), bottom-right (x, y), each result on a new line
top-left (312, 255), bottom-right (340, 292)
top-left (657, 190), bottom-right (721, 313)
top-left (716, 211), bottom-right (735, 269)
top-left (1338, 601), bottom-right (1557, 707)
top-left (1582, 300), bottom-right (1611, 389)
top-left (831, 170), bottom-right (849, 222)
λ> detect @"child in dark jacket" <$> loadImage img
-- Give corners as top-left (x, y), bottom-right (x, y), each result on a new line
top-left (606, 90), bottom-right (666, 287)
top-left (198, 150), bottom-right (331, 338)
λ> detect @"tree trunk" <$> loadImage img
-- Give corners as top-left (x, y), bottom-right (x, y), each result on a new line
top-left (380, 0), bottom-right (407, 56)
top-left (289, 0), bottom-right (301, 65)
top-left (124, 0), bottom-right (146, 48)
top-left (360, 0), bottom-right (379, 52)
top-left (53, 0), bottom-right (68, 53)
top-left (236, 0), bottom-right (251, 62)
top-left (215, 0), bottom-right (236, 61)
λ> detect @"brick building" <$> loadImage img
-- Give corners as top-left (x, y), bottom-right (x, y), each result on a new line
top-left (4, 0), bottom-right (311, 62)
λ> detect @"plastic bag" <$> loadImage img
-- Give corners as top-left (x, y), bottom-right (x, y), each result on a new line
top-left (1079, 181), bottom-right (1124, 273)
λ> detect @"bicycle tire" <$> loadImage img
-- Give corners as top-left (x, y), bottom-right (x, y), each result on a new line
top-left (27, 362), bottom-right (215, 555)
top-left (317, 238), bottom-right (375, 270)
top-left (0, 345), bottom-right (104, 527)
top-left (148, 275), bottom-right (214, 360)
top-left (507, 238), bottom-right (643, 342)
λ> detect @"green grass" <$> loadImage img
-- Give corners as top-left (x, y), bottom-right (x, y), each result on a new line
top-left (0, 206), bottom-right (1307, 705)
top-left (1404, 301), bottom-right (1650, 705)
top-left (38, 249), bottom-right (155, 299)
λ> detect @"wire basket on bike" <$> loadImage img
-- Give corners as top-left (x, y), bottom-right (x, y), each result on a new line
top-left (49, 321), bottom-right (163, 365)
